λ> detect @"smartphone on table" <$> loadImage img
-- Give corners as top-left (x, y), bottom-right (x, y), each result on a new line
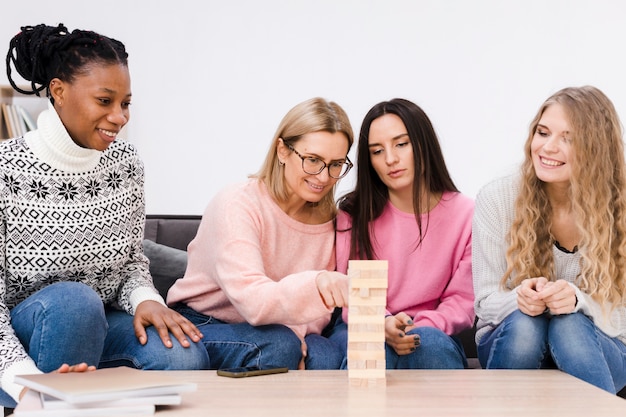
top-left (217, 366), bottom-right (289, 378)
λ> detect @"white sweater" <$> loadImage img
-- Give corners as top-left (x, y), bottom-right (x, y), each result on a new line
top-left (472, 174), bottom-right (626, 345)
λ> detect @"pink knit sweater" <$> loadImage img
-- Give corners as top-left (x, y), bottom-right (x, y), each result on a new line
top-left (336, 192), bottom-right (475, 335)
top-left (167, 179), bottom-right (335, 339)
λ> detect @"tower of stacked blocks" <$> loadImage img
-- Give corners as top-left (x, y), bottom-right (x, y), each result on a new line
top-left (347, 259), bottom-right (388, 386)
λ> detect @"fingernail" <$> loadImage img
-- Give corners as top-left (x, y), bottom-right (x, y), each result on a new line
top-left (410, 347), bottom-right (416, 352)
top-left (407, 319), bottom-right (414, 325)
top-left (399, 333), bottom-right (404, 338)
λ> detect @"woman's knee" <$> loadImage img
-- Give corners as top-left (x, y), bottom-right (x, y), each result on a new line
top-left (198, 322), bottom-right (301, 370)
top-left (481, 310), bottom-right (550, 369)
top-left (104, 325), bottom-right (211, 370)
top-left (258, 325), bottom-right (302, 367)
top-left (549, 312), bottom-right (593, 339)
top-left (403, 327), bottom-right (465, 369)
top-left (16, 282), bottom-right (106, 335)
top-left (143, 334), bottom-right (211, 370)
top-left (40, 282), bottom-right (103, 314)
top-left (548, 313), bottom-right (602, 360)
top-left (304, 334), bottom-right (344, 369)
top-left (503, 310), bottom-right (549, 341)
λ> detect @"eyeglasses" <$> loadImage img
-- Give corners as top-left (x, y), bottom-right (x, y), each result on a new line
top-left (285, 143), bottom-right (353, 179)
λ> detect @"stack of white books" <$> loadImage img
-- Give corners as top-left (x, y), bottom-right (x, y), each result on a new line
top-left (12, 367), bottom-right (197, 416)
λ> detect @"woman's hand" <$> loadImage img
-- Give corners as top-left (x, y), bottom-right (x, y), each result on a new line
top-left (134, 300), bottom-right (203, 348)
top-left (384, 312), bottom-right (420, 355)
top-left (56, 363), bottom-right (96, 373)
top-left (517, 277), bottom-right (549, 316)
top-left (315, 271), bottom-right (349, 309)
top-left (534, 279), bottom-right (577, 315)
top-left (518, 277), bottom-right (577, 315)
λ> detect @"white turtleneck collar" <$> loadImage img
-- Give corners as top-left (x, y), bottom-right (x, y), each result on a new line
top-left (24, 101), bottom-right (102, 173)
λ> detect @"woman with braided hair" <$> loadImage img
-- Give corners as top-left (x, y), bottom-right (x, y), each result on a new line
top-left (0, 23), bottom-right (208, 408)
top-left (473, 86), bottom-right (626, 394)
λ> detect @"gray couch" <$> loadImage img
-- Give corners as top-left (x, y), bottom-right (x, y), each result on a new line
top-left (143, 214), bottom-right (626, 398)
top-left (142, 214), bottom-right (479, 365)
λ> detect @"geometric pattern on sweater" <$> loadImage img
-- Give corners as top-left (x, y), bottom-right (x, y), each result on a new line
top-left (0, 137), bottom-right (155, 376)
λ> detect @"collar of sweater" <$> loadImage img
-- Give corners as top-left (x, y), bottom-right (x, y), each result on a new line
top-left (24, 101), bottom-right (102, 173)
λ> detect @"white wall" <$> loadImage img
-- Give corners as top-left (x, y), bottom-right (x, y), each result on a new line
top-left (2, 1), bottom-right (625, 214)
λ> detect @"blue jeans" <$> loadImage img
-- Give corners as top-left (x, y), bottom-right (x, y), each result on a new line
top-left (327, 316), bottom-right (467, 369)
top-left (99, 308), bottom-right (209, 371)
top-left (478, 310), bottom-right (626, 394)
top-left (175, 304), bottom-right (344, 370)
top-left (0, 282), bottom-right (209, 407)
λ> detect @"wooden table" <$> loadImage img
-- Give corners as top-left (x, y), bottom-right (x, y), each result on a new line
top-left (153, 369), bottom-right (626, 416)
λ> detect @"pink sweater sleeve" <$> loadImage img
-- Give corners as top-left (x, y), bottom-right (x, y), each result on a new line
top-left (167, 181), bottom-right (334, 338)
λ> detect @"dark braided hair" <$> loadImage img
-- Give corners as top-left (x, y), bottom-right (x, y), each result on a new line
top-left (6, 23), bottom-right (128, 102)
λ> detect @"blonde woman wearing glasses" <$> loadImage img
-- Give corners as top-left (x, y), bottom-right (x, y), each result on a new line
top-left (167, 97), bottom-right (354, 370)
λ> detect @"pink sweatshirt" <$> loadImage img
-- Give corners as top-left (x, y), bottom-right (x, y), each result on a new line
top-left (167, 179), bottom-right (335, 339)
top-left (336, 192), bottom-right (475, 335)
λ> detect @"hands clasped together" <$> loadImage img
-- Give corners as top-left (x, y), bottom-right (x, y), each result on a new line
top-left (517, 277), bottom-right (578, 316)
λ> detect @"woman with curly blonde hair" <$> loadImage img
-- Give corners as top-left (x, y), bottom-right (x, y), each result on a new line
top-left (473, 86), bottom-right (626, 394)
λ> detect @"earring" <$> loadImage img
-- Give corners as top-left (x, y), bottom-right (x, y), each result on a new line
top-left (279, 160), bottom-right (285, 166)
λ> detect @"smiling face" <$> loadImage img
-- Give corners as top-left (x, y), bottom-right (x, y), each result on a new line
top-left (531, 103), bottom-right (574, 186)
top-left (368, 113), bottom-right (415, 197)
top-left (50, 63), bottom-right (132, 151)
top-left (278, 131), bottom-right (350, 206)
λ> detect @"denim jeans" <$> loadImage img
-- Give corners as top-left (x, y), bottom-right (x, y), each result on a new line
top-left (478, 310), bottom-right (626, 394)
top-left (174, 304), bottom-right (344, 370)
top-left (99, 308), bottom-right (209, 371)
top-left (0, 282), bottom-right (209, 407)
top-left (327, 316), bottom-right (467, 369)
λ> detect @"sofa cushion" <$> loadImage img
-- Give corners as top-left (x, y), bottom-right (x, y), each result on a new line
top-left (143, 239), bottom-right (187, 299)
top-left (144, 215), bottom-right (201, 251)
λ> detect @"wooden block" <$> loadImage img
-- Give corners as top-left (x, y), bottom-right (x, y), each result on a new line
top-left (346, 332), bottom-right (385, 342)
top-left (347, 350), bottom-right (385, 361)
top-left (348, 368), bottom-right (386, 379)
top-left (351, 279), bottom-right (389, 289)
top-left (347, 260), bottom-right (388, 385)
top-left (348, 260), bottom-right (389, 271)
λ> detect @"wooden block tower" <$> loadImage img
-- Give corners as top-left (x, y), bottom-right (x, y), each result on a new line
top-left (347, 260), bottom-right (388, 386)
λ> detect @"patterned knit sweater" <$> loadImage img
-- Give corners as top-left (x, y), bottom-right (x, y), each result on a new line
top-left (472, 174), bottom-right (626, 345)
top-left (0, 103), bottom-right (163, 400)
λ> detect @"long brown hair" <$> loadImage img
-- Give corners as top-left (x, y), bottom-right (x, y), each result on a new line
top-left (338, 98), bottom-right (458, 260)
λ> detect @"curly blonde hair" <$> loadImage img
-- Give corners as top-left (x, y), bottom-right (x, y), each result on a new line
top-left (503, 86), bottom-right (626, 309)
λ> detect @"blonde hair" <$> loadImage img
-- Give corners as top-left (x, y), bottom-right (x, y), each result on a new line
top-left (503, 86), bottom-right (626, 309)
top-left (252, 97), bottom-right (354, 221)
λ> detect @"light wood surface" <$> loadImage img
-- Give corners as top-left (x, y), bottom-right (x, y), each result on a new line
top-left (150, 369), bottom-right (625, 416)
